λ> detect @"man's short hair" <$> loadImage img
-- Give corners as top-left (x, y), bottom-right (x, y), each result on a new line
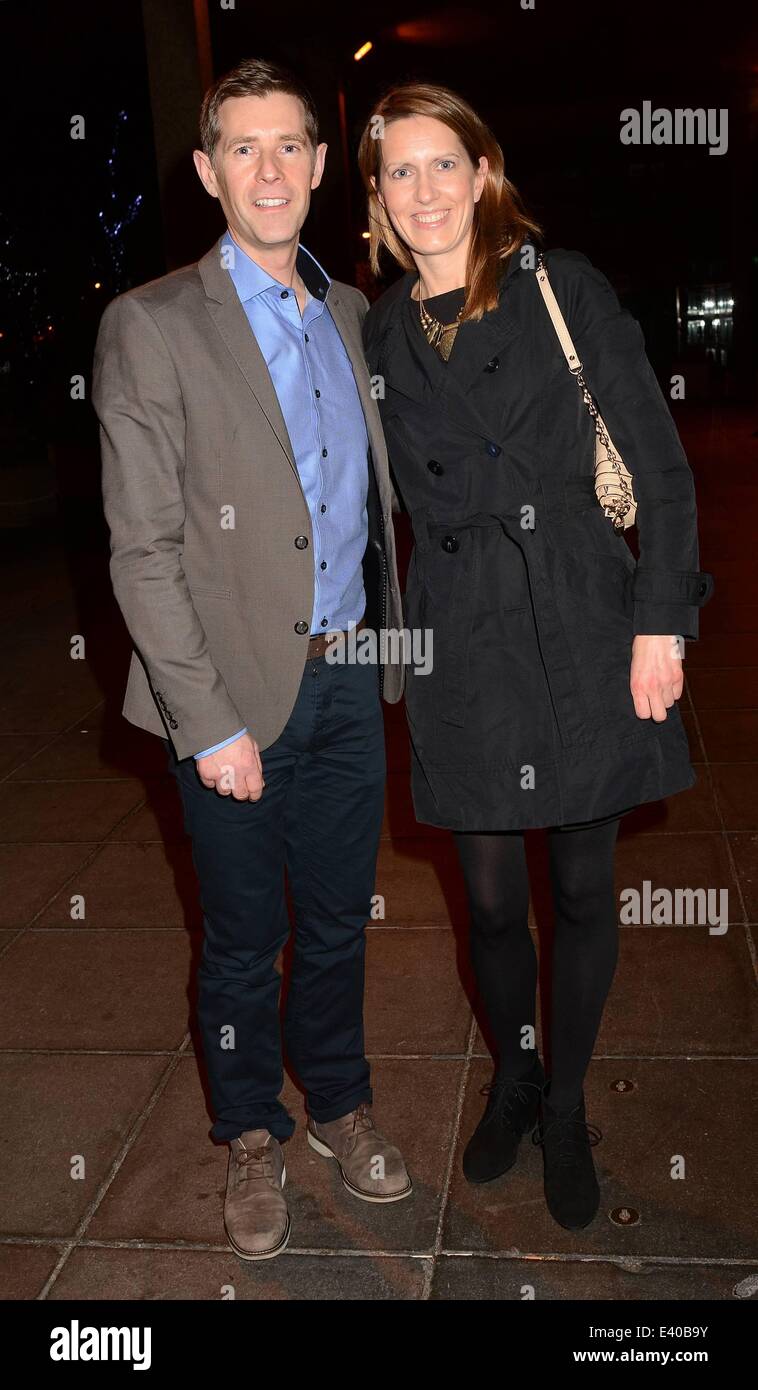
top-left (199, 57), bottom-right (319, 163)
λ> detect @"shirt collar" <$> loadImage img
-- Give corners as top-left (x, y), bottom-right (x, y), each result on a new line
top-left (221, 229), bottom-right (331, 304)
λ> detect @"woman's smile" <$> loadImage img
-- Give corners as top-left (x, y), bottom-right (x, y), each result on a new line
top-left (410, 208), bottom-right (452, 226)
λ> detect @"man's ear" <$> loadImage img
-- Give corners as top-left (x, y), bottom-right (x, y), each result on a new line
top-left (193, 148), bottom-right (219, 199)
top-left (310, 141), bottom-right (328, 190)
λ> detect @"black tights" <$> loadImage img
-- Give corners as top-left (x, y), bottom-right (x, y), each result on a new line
top-left (453, 815), bottom-right (621, 1111)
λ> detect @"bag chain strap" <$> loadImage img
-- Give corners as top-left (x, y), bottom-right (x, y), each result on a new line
top-left (535, 252), bottom-right (634, 533)
top-left (575, 367), bottom-right (634, 532)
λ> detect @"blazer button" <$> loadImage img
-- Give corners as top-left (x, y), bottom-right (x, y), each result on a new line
top-left (427, 459), bottom-right (444, 475)
top-left (485, 441), bottom-right (502, 457)
top-left (483, 356), bottom-right (499, 372)
top-left (294, 535), bottom-right (309, 548)
top-left (441, 535), bottom-right (459, 553)
top-left (294, 620), bottom-right (309, 634)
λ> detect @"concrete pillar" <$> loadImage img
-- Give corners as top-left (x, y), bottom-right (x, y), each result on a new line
top-left (140, 0), bottom-right (220, 268)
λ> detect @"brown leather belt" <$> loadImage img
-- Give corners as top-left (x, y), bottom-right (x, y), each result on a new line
top-left (307, 615), bottom-right (367, 660)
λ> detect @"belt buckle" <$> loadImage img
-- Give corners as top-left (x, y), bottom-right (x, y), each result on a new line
top-left (310, 617), bottom-right (365, 658)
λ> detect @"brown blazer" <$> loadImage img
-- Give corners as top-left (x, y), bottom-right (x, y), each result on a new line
top-left (92, 237), bottom-right (405, 761)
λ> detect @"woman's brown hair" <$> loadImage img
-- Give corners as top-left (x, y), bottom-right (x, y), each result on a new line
top-left (357, 83), bottom-right (543, 323)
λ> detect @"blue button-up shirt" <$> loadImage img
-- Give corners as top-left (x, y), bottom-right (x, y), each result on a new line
top-left (194, 230), bottom-right (370, 759)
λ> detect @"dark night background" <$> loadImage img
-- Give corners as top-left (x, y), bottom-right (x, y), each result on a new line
top-left (0, 0), bottom-right (755, 530)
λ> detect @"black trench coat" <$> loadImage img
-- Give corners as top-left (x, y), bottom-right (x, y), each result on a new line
top-left (363, 248), bottom-right (715, 832)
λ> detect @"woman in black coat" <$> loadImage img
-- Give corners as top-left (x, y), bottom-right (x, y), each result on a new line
top-left (358, 83), bottom-right (714, 1231)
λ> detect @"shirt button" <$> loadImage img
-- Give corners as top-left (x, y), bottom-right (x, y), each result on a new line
top-left (427, 459), bottom-right (444, 475)
top-left (485, 441), bottom-right (501, 457)
top-left (322, 447), bottom-right (328, 457)
top-left (320, 617), bottom-right (328, 627)
top-left (280, 290), bottom-right (289, 298)
top-left (441, 535), bottom-right (459, 553)
top-left (315, 388), bottom-right (321, 397)
top-left (320, 560), bottom-right (327, 570)
top-left (294, 535), bottom-right (309, 549)
top-left (698, 579), bottom-right (708, 596)
top-left (320, 504), bottom-right (327, 513)
top-left (484, 356), bottom-right (499, 373)
top-left (304, 333), bottom-right (309, 342)
top-left (294, 620), bottom-right (309, 634)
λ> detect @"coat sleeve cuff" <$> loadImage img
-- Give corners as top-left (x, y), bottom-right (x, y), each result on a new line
top-left (631, 567), bottom-right (715, 641)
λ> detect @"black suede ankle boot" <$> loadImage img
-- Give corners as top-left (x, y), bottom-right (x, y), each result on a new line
top-left (531, 1082), bottom-right (602, 1229)
top-left (463, 1055), bottom-right (546, 1184)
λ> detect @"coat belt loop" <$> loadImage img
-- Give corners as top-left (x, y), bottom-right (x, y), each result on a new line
top-left (538, 474), bottom-right (568, 520)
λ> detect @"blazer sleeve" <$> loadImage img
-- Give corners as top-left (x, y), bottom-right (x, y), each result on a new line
top-left (547, 250), bottom-right (714, 640)
top-left (92, 292), bottom-right (246, 759)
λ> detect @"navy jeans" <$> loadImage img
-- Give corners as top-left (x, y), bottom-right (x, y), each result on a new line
top-left (164, 652), bottom-right (386, 1143)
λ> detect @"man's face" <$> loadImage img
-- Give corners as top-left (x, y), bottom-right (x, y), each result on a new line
top-left (193, 91), bottom-right (327, 256)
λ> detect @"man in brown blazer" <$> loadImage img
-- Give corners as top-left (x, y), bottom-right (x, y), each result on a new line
top-left (92, 58), bottom-right (411, 1261)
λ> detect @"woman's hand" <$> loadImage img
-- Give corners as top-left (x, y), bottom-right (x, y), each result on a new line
top-left (630, 635), bottom-right (685, 721)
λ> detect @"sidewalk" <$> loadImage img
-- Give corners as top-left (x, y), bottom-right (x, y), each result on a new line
top-left (0, 405), bottom-right (756, 1300)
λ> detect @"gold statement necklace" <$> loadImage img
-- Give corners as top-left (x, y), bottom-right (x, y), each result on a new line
top-left (417, 280), bottom-right (463, 362)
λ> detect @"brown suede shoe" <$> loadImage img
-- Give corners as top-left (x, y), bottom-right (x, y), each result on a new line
top-left (307, 1103), bottom-right (412, 1202)
top-left (223, 1129), bottom-right (290, 1260)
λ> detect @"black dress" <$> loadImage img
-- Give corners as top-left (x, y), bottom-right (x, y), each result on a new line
top-left (363, 250), bottom-right (714, 833)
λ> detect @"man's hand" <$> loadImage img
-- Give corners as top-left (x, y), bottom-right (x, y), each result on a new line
top-left (196, 732), bottom-right (265, 800)
top-left (629, 635), bottom-right (684, 721)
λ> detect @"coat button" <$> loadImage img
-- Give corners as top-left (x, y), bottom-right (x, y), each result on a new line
top-left (427, 459), bottom-right (444, 475)
top-left (294, 535), bottom-right (309, 548)
top-left (484, 356), bottom-right (499, 372)
top-left (294, 620), bottom-right (309, 634)
top-left (485, 441), bottom-right (501, 457)
top-left (441, 535), bottom-right (459, 553)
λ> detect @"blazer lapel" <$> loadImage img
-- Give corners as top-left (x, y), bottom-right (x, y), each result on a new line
top-left (198, 239), bottom-right (392, 485)
top-left (198, 240), bottom-right (297, 473)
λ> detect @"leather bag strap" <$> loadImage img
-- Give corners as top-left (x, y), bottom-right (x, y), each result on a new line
top-left (535, 258), bottom-right (583, 373)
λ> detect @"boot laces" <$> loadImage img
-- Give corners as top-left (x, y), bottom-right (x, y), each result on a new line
top-left (531, 1112), bottom-right (602, 1167)
top-left (480, 1073), bottom-right (541, 1130)
top-left (235, 1141), bottom-right (275, 1184)
top-left (352, 1102), bottom-right (376, 1134)
top-left (344, 1102), bottom-right (376, 1155)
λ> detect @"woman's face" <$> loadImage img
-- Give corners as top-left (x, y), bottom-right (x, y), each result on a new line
top-left (373, 114), bottom-right (487, 264)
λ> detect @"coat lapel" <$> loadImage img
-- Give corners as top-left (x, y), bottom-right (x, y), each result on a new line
top-left (446, 299), bottom-right (523, 392)
top-left (372, 256), bottom-right (526, 439)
